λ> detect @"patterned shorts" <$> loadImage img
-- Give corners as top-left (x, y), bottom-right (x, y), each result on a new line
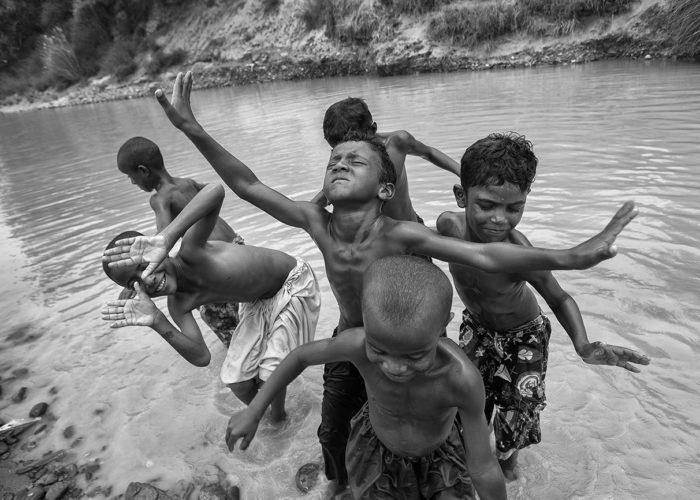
top-left (460, 310), bottom-right (551, 458)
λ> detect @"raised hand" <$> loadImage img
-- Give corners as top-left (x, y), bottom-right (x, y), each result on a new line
top-left (155, 71), bottom-right (199, 134)
top-left (578, 341), bottom-right (650, 373)
top-left (102, 283), bottom-right (160, 328)
top-left (102, 235), bottom-right (167, 280)
top-left (225, 409), bottom-right (260, 452)
top-left (571, 201), bottom-right (638, 269)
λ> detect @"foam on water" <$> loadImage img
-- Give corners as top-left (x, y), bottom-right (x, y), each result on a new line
top-left (0, 59), bottom-right (698, 498)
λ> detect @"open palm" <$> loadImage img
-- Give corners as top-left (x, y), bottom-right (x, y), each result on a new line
top-left (102, 235), bottom-right (167, 280)
top-left (579, 341), bottom-right (650, 373)
top-left (102, 283), bottom-right (159, 328)
top-left (155, 71), bottom-right (200, 134)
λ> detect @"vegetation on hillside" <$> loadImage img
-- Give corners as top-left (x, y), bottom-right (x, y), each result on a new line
top-left (0, 0), bottom-right (697, 101)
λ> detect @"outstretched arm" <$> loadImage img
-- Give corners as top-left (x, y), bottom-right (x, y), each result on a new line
top-left (457, 366), bottom-right (507, 500)
top-left (101, 284), bottom-right (211, 366)
top-left (516, 232), bottom-right (650, 372)
top-left (225, 331), bottom-right (361, 451)
top-left (390, 130), bottom-right (461, 176)
top-left (155, 71), bottom-right (320, 230)
top-left (102, 183), bottom-right (224, 279)
top-left (399, 201), bottom-right (638, 272)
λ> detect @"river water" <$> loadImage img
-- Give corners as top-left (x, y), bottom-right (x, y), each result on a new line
top-left (0, 60), bottom-right (698, 499)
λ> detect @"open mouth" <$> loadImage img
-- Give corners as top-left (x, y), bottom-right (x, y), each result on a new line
top-left (332, 177), bottom-right (349, 183)
top-left (154, 275), bottom-right (166, 293)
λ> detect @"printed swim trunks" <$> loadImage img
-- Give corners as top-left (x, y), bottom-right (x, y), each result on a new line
top-left (460, 310), bottom-right (551, 459)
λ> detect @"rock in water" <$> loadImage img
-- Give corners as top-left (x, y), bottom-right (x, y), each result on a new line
top-left (124, 482), bottom-right (173, 500)
top-left (29, 402), bottom-right (49, 418)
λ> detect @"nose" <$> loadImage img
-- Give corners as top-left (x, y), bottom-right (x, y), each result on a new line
top-left (381, 358), bottom-right (408, 376)
top-left (490, 208), bottom-right (506, 224)
top-left (331, 161), bottom-right (349, 173)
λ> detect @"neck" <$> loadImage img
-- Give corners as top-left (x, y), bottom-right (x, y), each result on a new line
top-left (153, 171), bottom-right (174, 191)
top-left (330, 202), bottom-right (383, 243)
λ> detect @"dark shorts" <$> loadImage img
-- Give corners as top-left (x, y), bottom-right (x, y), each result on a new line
top-left (459, 310), bottom-right (551, 458)
top-left (317, 328), bottom-right (368, 484)
top-left (346, 403), bottom-right (474, 500)
top-left (199, 302), bottom-right (240, 347)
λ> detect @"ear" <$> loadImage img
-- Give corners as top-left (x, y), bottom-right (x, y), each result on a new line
top-left (137, 164), bottom-right (150, 176)
top-left (453, 184), bottom-right (466, 208)
top-left (370, 122), bottom-right (378, 134)
top-left (378, 182), bottom-right (395, 201)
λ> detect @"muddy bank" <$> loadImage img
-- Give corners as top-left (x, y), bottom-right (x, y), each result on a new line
top-left (0, 33), bottom-right (679, 114)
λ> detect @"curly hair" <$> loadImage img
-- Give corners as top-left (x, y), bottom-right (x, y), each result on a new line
top-left (323, 97), bottom-right (376, 147)
top-left (460, 132), bottom-right (537, 192)
top-left (339, 131), bottom-right (396, 186)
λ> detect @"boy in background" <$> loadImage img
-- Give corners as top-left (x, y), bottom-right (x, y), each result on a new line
top-left (313, 97), bottom-right (460, 223)
top-left (437, 132), bottom-right (650, 480)
top-left (102, 184), bottom-right (320, 422)
top-left (155, 71), bottom-right (637, 495)
top-left (226, 256), bottom-right (507, 500)
top-left (117, 136), bottom-right (243, 346)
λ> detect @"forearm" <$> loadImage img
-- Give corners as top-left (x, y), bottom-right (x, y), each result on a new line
top-left (183, 124), bottom-right (261, 199)
top-left (151, 313), bottom-right (210, 367)
top-left (247, 349), bottom-right (307, 417)
top-left (158, 184), bottom-right (223, 247)
top-left (551, 294), bottom-right (590, 354)
top-left (423, 148), bottom-right (460, 176)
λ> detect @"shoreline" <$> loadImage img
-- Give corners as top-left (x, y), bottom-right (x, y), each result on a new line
top-left (0, 35), bottom-right (682, 114)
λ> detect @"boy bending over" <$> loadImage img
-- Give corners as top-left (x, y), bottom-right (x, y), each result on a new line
top-left (154, 72), bottom-right (637, 495)
top-left (101, 184), bottom-right (320, 421)
top-left (437, 133), bottom-right (650, 480)
top-left (313, 97), bottom-right (460, 223)
top-left (117, 136), bottom-right (244, 346)
top-left (226, 256), bottom-right (507, 500)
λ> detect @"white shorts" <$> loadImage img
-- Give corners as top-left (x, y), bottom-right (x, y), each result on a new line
top-left (220, 260), bottom-right (320, 384)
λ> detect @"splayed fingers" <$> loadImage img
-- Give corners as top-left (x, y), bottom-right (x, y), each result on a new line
top-left (574, 201), bottom-right (638, 268)
top-left (155, 71), bottom-right (198, 132)
top-left (581, 342), bottom-right (650, 373)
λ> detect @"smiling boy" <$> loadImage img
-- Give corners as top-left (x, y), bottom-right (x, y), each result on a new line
top-left (154, 71), bottom-right (638, 495)
top-left (101, 184), bottom-right (320, 421)
top-left (226, 256), bottom-right (506, 499)
top-left (436, 132), bottom-right (650, 480)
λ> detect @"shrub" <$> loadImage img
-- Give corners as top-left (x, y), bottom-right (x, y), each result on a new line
top-left (146, 48), bottom-right (188, 75)
top-left (378, 0), bottom-right (451, 15)
top-left (428, 2), bottom-right (520, 47)
top-left (300, 0), bottom-right (363, 38)
top-left (71, 0), bottom-right (113, 76)
top-left (518, 0), bottom-right (632, 23)
top-left (668, 0), bottom-right (700, 56)
top-left (40, 0), bottom-right (74, 29)
top-left (101, 39), bottom-right (138, 80)
top-left (260, 0), bottom-right (282, 14)
top-left (40, 27), bottom-right (81, 87)
top-left (337, 5), bottom-right (380, 44)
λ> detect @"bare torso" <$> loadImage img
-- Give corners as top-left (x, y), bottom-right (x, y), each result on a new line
top-left (438, 211), bottom-right (541, 331)
top-left (152, 177), bottom-right (238, 242)
top-left (351, 336), bottom-right (467, 457)
top-left (170, 242), bottom-right (296, 313)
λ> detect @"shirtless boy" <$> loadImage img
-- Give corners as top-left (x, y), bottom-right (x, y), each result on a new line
top-left (436, 132), bottom-right (650, 480)
top-left (154, 71), bottom-right (637, 494)
top-left (314, 97), bottom-right (460, 223)
top-left (101, 184), bottom-right (320, 421)
top-left (226, 256), bottom-right (506, 499)
top-left (117, 136), bottom-right (243, 345)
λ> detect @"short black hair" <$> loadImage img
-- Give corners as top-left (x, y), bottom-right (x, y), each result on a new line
top-left (362, 256), bottom-right (452, 330)
top-left (460, 132), bottom-right (537, 193)
top-left (102, 230), bottom-right (144, 287)
top-left (323, 97), bottom-right (376, 147)
top-left (117, 137), bottom-right (165, 173)
top-left (338, 131), bottom-right (397, 186)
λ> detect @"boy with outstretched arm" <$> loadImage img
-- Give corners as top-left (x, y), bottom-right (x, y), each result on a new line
top-left (227, 256), bottom-right (506, 499)
top-left (313, 97), bottom-right (460, 223)
top-left (101, 183), bottom-right (320, 421)
top-left (117, 136), bottom-right (244, 345)
top-left (437, 132), bottom-right (650, 480)
top-left (154, 71), bottom-right (637, 495)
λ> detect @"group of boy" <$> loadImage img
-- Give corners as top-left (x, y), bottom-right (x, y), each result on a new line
top-left (101, 71), bottom-right (649, 499)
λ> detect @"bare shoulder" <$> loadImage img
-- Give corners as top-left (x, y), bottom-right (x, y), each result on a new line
top-left (149, 190), bottom-right (169, 209)
top-left (438, 338), bottom-right (483, 398)
top-left (380, 130), bottom-right (412, 150)
top-left (436, 211), bottom-right (464, 237)
top-left (508, 228), bottom-right (531, 246)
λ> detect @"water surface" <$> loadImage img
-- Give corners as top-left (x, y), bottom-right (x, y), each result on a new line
top-left (0, 59), bottom-right (698, 498)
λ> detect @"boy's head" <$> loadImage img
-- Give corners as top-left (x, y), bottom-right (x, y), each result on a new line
top-left (117, 137), bottom-right (165, 192)
top-left (362, 256), bottom-right (452, 382)
top-left (322, 131), bottom-right (396, 206)
top-left (102, 231), bottom-right (175, 296)
top-left (323, 97), bottom-right (377, 147)
top-left (455, 132), bottom-right (537, 243)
